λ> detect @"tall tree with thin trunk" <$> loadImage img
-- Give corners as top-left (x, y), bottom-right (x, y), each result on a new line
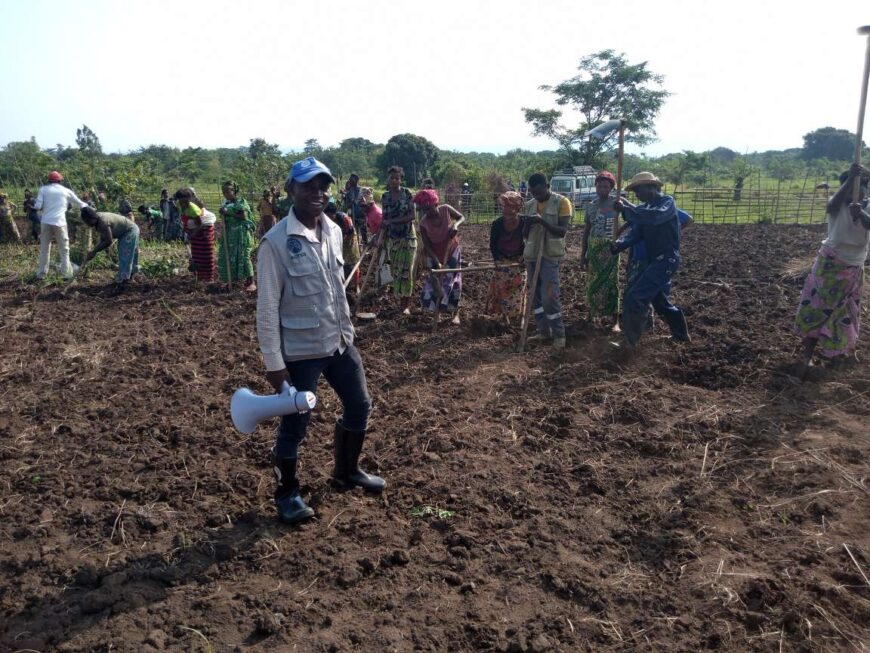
top-left (523, 50), bottom-right (670, 165)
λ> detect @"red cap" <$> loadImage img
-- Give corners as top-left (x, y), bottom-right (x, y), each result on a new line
top-left (595, 171), bottom-right (617, 187)
top-left (48, 171), bottom-right (63, 182)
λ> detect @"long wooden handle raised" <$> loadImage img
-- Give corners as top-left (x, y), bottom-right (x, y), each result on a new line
top-left (854, 29), bottom-right (870, 202)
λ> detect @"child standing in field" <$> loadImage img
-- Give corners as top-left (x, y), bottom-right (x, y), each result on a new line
top-left (793, 163), bottom-right (870, 379)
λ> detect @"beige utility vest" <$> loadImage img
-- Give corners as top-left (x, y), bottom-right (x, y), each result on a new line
top-left (523, 192), bottom-right (568, 261)
top-left (260, 219), bottom-right (355, 362)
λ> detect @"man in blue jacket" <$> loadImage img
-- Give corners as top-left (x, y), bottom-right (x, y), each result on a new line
top-left (611, 172), bottom-right (690, 350)
top-left (257, 157), bottom-right (385, 524)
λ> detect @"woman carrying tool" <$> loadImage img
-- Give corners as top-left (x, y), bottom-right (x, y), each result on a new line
top-left (487, 191), bottom-right (526, 321)
top-left (794, 163), bottom-right (870, 379)
top-left (381, 166), bottom-right (417, 314)
top-left (416, 189), bottom-right (464, 323)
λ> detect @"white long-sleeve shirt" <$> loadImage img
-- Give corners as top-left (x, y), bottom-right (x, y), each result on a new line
top-left (34, 183), bottom-right (88, 227)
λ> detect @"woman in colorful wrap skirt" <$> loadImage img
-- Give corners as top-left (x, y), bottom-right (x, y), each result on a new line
top-left (218, 180), bottom-right (257, 292)
top-left (794, 163), bottom-right (870, 379)
top-left (175, 187), bottom-right (217, 283)
top-left (581, 171), bottom-right (620, 329)
top-left (487, 191), bottom-right (526, 321)
top-left (380, 166), bottom-right (417, 314)
top-left (416, 189), bottom-right (465, 324)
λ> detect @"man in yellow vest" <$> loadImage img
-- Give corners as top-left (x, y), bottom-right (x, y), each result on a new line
top-left (523, 173), bottom-right (573, 348)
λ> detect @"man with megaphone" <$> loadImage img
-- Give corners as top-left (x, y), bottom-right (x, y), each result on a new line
top-left (256, 156), bottom-right (385, 524)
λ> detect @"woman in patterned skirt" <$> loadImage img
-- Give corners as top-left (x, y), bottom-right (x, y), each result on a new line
top-left (487, 191), bottom-right (526, 322)
top-left (175, 187), bottom-right (217, 283)
top-left (416, 189), bottom-right (465, 324)
top-left (794, 163), bottom-right (870, 379)
top-left (380, 166), bottom-right (417, 314)
top-left (581, 171), bottom-right (620, 330)
top-left (218, 180), bottom-right (256, 292)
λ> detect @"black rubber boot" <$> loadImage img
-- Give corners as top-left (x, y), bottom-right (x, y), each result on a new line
top-left (331, 422), bottom-right (386, 494)
top-left (272, 451), bottom-right (315, 524)
top-left (661, 308), bottom-right (690, 342)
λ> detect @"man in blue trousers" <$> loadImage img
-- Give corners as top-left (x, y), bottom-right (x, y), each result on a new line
top-left (611, 172), bottom-right (690, 351)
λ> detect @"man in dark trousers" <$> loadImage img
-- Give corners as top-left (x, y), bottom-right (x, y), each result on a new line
top-left (256, 157), bottom-right (384, 525)
top-left (611, 171), bottom-right (689, 351)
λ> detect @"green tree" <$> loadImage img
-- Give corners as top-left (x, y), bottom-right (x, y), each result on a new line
top-left (730, 156), bottom-right (755, 201)
top-left (801, 126), bottom-right (861, 162)
top-left (70, 125), bottom-right (106, 192)
top-left (523, 50), bottom-right (670, 164)
top-left (768, 155), bottom-right (799, 183)
top-left (375, 133), bottom-right (439, 186)
top-left (432, 159), bottom-right (469, 187)
top-left (233, 138), bottom-right (285, 191)
top-left (683, 151), bottom-right (710, 186)
top-left (75, 124), bottom-right (103, 156)
top-left (319, 137), bottom-right (381, 181)
top-left (0, 138), bottom-right (56, 188)
top-left (304, 138), bottom-right (321, 155)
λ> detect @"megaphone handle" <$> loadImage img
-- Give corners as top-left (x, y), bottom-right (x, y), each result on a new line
top-left (281, 381), bottom-right (292, 395)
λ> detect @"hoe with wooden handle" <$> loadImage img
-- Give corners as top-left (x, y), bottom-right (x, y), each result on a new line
top-left (853, 26), bottom-right (870, 201)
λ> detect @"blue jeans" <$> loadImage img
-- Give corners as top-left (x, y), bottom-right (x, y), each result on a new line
top-left (622, 255), bottom-right (686, 346)
top-left (116, 225), bottom-right (140, 282)
top-left (526, 258), bottom-right (565, 338)
top-left (275, 344), bottom-right (372, 459)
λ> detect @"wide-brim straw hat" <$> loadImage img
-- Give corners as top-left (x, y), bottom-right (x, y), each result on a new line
top-left (625, 171), bottom-right (663, 191)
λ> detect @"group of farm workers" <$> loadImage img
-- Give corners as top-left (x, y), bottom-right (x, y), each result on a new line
top-left (250, 156), bottom-right (697, 523)
top-left (6, 156), bottom-right (868, 525)
top-left (13, 171), bottom-right (260, 290)
top-left (252, 155), bottom-right (869, 524)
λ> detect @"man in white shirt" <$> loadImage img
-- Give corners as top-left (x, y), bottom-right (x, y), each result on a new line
top-left (34, 171), bottom-right (88, 278)
top-left (257, 157), bottom-right (385, 525)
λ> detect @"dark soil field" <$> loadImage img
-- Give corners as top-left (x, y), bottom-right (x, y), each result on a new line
top-left (0, 224), bottom-right (868, 652)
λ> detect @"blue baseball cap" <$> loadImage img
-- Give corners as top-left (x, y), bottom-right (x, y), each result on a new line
top-left (287, 156), bottom-right (336, 185)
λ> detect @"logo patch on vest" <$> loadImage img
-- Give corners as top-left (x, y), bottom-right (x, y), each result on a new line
top-left (287, 237), bottom-right (303, 255)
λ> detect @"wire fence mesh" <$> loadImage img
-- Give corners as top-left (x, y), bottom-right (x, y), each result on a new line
top-left (2, 177), bottom-right (833, 243)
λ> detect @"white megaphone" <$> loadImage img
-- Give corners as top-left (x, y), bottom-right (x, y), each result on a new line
top-left (231, 382), bottom-right (317, 434)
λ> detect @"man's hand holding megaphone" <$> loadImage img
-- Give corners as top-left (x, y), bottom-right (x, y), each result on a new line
top-left (266, 368), bottom-right (290, 394)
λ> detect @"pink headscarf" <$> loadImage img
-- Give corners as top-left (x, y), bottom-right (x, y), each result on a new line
top-left (499, 191), bottom-right (524, 214)
top-left (413, 189), bottom-right (439, 207)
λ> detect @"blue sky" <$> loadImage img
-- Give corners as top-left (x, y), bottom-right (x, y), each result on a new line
top-left (1, 0), bottom-right (868, 156)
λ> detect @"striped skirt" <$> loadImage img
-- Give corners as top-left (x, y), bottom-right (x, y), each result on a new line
top-left (190, 226), bottom-right (216, 282)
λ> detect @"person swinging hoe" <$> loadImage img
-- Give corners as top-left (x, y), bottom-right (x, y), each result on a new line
top-left (610, 172), bottom-right (690, 353)
top-left (256, 156), bottom-right (385, 525)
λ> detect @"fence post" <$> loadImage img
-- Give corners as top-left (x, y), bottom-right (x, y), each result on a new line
top-left (795, 171), bottom-right (809, 224)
